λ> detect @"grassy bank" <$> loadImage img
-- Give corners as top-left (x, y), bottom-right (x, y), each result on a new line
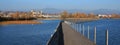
top-left (0, 20), bottom-right (41, 25)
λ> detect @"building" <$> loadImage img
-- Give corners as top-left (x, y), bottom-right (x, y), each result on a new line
top-left (41, 14), bottom-right (61, 18)
top-left (98, 14), bottom-right (111, 18)
top-left (31, 10), bottom-right (42, 17)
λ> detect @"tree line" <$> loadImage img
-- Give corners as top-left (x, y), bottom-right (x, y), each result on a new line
top-left (60, 11), bottom-right (120, 19)
top-left (0, 11), bottom-right (36, 21)
top-left (60, 11), bottom-right (98, 19)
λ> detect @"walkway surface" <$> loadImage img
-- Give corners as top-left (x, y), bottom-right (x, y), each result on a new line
top-left (62, 22), bottom-right (96, 45)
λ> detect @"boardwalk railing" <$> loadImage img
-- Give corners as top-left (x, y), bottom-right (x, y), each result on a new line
top-left (47, 21), bottom-right (95, 45)
top-left (64, 20), bottom-right (109, 45)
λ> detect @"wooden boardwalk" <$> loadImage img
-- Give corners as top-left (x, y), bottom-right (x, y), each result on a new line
top-left (62, 22), bottom-right (96, 45)
top-left (47, 22), bottom-right (96, 45)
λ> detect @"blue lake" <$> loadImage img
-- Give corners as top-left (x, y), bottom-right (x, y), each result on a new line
top-left (0, 19), bottom-right (120, 45)
top-left (72, 19), bottom-right (120, 45)
top-left (0, 20), bottom-right (61, 45)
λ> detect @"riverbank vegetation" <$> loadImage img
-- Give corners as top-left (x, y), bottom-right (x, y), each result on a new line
top-left (0, 11), bottom-right (41, 25)
top-left (0, 20), bottom-right (40, 25)
top-left (60, 11), bottom-right (98, 19)
top-left (110, 14), bottom-right (120, 18)
top-left (60, 11), bottom-right (120, 19)
top-left (0, 11), bottom-right (37, 21)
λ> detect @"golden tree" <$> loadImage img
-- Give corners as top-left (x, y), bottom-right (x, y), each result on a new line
top-left (88, 13), bottom-right (95, 18)
top-left (11, 11), bottom-right (20, 19)
top-left (61, 11), bottom-right (69, 19)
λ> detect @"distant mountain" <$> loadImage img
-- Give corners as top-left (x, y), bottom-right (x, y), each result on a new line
top-left (91, 9), bottom-right (120, 14)
top-left (1, 8), bottom-right (120, 14)
top-left (68, 9), bottom-right (120, 14)
top-left (67, 9), bottom-right (90, 14)
top-left (41, 8), bottom-right (90, 14)
top-left (40, 8), bottom-right (120, 14)
top-left (41, 8), bottom-right (62, 14)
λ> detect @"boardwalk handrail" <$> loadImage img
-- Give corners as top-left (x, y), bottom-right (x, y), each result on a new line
top-left (47, 21), bottom-right (96, 45)
top-left (64, 20), bottom-right (109, 45)
top-left (46, 21), bottom-right (64, 45)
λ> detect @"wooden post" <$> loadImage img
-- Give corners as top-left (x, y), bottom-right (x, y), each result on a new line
top-left (88, 25), bottom-right (90, 39)
top-left (75, 23), bottom-right (77, 31)
top-left (78, 24), bottom-right (80, 32)
top-left (94, 27), bottom-right (96, 44)
top-left (76, 24), bottom-right (78, 32)
top-left (77, 24), bottom-right (79, 32)
top-left (75, 24), bottom-right (77, 31)
top-left (73, 23), bottom-right (75, 29)
top-left (77, 24), bottom-right (78, 32)
top-left (79, 24), bottom-right (81, 33)
top-left (72, 22), bottom-right (73, 28)
top-left (80, 24), bottom-right (81, 33)
top-left (83, 25), bottom-right (84, 35)
top-left (76, 24), bottom-right (77, 31)
top-left (72, 22), bottom-right (74, 28)
top-left (106, 30), bottom-right (109, 45)
top-left (70, 22), bottom-right (72, 25)
top-left (71, 22), bottom-right (73, 28)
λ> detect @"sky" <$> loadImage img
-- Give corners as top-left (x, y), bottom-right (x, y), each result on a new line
top-left (0, 0), bottom-right (120, 11)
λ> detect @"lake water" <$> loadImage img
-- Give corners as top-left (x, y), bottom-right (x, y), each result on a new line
top-left (71, 19), bottom-right (120, 45)
top-left (0, 20), bottom-right (61, 45)
top-left (0, 19), bottom-right (120, 45)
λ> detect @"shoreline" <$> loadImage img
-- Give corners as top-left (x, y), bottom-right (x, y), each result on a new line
top-left (0, 20), bottom-right (41, 25)
top-left (64, 18), bottom-right (99, 23)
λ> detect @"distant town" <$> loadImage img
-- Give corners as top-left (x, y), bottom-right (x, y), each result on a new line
top-left (0, 10), bottom-right (120, 21)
